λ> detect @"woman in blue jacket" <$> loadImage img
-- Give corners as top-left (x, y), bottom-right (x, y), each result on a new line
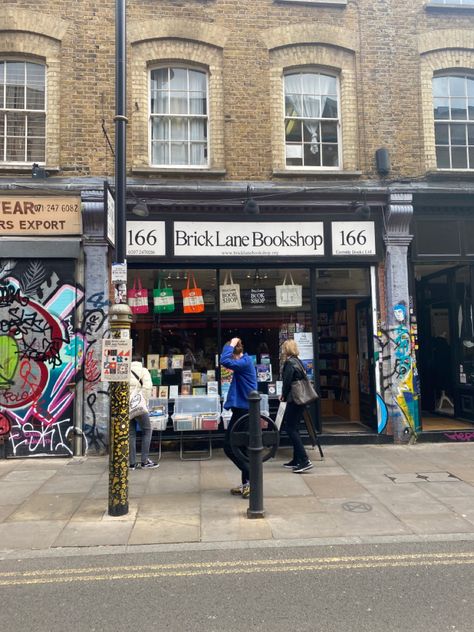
top-left (221, 337), bottom-right (257, 498)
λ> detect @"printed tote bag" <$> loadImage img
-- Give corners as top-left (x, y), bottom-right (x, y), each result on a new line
top-left (220, 273), bottom-right (242, 311)
top-left (182, 274), bottom-right (205, 313)
top-left (127, 277), bottom-right (149, 314)
top-left (275, 273), bottom-right (302, 308)
top-left (153, 280), bottom-right (175, 314)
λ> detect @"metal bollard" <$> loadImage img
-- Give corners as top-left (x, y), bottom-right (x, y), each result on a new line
top-left (247, 390), bottom-right (265, 519)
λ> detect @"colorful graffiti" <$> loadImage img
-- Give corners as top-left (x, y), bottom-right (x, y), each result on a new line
top-left (375, 301), bottom-right (420, 438)
top-left (82, 290), bottom-right (110, 453)
top-left (0, 259), bottom-right (85, 456)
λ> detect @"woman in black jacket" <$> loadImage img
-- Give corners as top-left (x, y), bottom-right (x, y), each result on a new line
top-left (280, 339), bottom-right (313, 473)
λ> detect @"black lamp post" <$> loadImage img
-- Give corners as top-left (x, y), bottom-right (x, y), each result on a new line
top-left (108, 0), bottom-right (132, 517)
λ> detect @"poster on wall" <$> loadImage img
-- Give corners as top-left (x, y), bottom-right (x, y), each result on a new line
top-left (294, 332), bottom-right (314, 360)
top-left (101, 339), bottom-right (132, 382)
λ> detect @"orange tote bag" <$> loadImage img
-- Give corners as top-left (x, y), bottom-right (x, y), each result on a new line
top-left (182, 274), bottom-right (205, 314)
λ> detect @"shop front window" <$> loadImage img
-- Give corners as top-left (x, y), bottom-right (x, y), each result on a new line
top-left (219, 268), bottom-right (313, 402)
top-left (455, 266), bottom-right (474, 386)
top-left (130, 269), bottom-right (218, 397)
top-left (315, 268), bottom-right (370, 296)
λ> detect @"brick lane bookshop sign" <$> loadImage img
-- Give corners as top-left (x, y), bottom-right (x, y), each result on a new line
top-left (173, 222), bottom-right (325, 257)
top-left (0, 195), bottom-right (82, 235)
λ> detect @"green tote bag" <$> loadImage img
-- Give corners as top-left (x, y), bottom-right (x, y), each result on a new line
top-left (153, 280), bottom-right (175, 313)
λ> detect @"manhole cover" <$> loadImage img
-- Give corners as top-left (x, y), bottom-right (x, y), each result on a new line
top-left (342, 501), bottom-right (372, 513)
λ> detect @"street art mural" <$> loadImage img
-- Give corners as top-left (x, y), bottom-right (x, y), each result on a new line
top-left (82, 288), bottom-right (110, 454)
top-left (0, 259), bottom-right (85, 457)
top-left (375, 301), bottom-right (421, 437)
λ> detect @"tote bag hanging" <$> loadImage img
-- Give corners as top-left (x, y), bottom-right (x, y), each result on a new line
top-left (219, 273), bottom-right (242, 311)
top-left (250, 288), bottom-right (266, 306)
top-left (182, 274), bottom-right (205, 313)
top-left (127, 277), bottom-right (149, 314)
top-left (153, 279), bottom-right (175, 314)
top-left (275, 273), bottom-right (302, 308)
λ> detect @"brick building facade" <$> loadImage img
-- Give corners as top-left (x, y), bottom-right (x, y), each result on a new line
top-left (1, 0), bottom-right (474, 457)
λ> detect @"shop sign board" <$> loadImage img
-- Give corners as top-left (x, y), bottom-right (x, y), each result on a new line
top-left (101, 338), bottom-right (132, 382)
top-left (331, 221), bottom-right (376, 256)
top-left (104, 182), bottom-right (115, 247)
top-left (126, 221), bottom-right (166, 256)
top-left (0, 195), bottom-right (82, 235)
top-left (174, 222), bottom-right (325, 257)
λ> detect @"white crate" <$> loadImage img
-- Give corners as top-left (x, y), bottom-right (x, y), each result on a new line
top-left (148, 398), bottom-right (169, 431)
top-left (172, 395), bottom-right (220, 431)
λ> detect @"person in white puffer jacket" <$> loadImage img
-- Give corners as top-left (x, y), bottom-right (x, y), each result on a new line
top-left (129, 355), bottom-right (159, 469)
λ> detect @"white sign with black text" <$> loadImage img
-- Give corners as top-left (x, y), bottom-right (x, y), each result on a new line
top-left (174, 222), bottom-right (325, 257)
top-left (126, 221), bottom-right (166, 256)
top-left (106, 188), bottom-right (115, 247)
top-left (331, 221), bottom-right (376, 256)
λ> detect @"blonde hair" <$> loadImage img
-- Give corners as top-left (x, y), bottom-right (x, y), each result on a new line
top-left (282, 339), bottom-right (299, 360)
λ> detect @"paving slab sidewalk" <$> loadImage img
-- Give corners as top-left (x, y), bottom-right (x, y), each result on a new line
top-left (0, 443), bottom-right (474, 552)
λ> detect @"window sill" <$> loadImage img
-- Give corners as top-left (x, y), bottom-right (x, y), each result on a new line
top-left (425, 3), bottom-right (474, 11)
top-left (273, 169), bottom-right (362, 178)
top-left (426, 169), bottom-right (474, 181)
top-left (131, 167), bottom-right (227, 177)
top-left (0, 164), bottom-right (60, 175)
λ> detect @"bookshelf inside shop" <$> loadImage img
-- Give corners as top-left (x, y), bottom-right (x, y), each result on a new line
top-left (318, 299), bottom-right (360, 421)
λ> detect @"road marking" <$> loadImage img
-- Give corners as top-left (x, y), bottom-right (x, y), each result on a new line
top-left (1, 551), bottom-right (474, 586)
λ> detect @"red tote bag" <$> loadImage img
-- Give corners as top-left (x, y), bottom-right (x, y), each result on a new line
top-left (182, 274), bottom-right (205, 314)
top-left (127, 277), bottom-right (149, 314)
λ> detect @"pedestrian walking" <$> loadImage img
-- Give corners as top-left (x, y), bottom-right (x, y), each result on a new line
top-left (280, 339), bottom-right (313, 473)
top-left (221, 337), bottom-right (258, 497)
top-left (129, 355), bottom-right (159, 470)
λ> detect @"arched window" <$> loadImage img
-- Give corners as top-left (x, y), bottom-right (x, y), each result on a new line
top-left (149, 66), bottom-right (208, 167)
top-left (0, 60), bottom-right (46, 163)
top-left (284, 70), bottom-right (340, 168)
top-left (433, 74), bottom-right (474, 170)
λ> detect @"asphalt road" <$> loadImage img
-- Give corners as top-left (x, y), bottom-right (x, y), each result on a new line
top-left (1, 540), bottom-right (473, 632)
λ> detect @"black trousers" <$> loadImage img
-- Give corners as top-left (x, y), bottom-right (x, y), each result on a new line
top-left (283, 401), bottom-right (309, 465)
top-left (223, 407), bottom-right (250, 485)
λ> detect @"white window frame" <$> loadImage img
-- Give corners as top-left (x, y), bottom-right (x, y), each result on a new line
top-left (0, 59), bottom-right (46, 165)
top-left (433, 73), bottom-right (474, 170)
top-left (283, 69), bottom-right (342, 171)
top-left (148, 65), bottom-right (209, 169)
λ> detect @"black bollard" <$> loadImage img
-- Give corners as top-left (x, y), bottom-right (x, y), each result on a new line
top-left (247, 390), bottom-right (265, 519)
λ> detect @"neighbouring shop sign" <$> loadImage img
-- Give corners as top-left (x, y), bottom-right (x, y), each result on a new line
top-left (0, 195), bottom-right (82, 235)
top-left (126, 221), bottom-right (166, 256)
top-left (104, 183), bottom-right (115, 247)
top-left (331, 221), bottom-right (376, 256)
top-left (174, 222), bottom-right (325, 257)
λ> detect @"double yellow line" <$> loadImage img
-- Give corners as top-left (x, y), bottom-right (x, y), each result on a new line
top-left (1, 551), bottom-right (474, 586)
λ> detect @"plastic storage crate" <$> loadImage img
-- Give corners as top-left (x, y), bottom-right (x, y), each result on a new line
top-left (172, 395), bottom-right (220, 431)
top-left (148, 398), bottom-right (169, 431)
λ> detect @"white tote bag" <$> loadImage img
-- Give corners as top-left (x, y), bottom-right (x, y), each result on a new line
top-left (219, 273), bottom-right (242, 311)
top-left (275, 273), bottom-right (302, 308)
